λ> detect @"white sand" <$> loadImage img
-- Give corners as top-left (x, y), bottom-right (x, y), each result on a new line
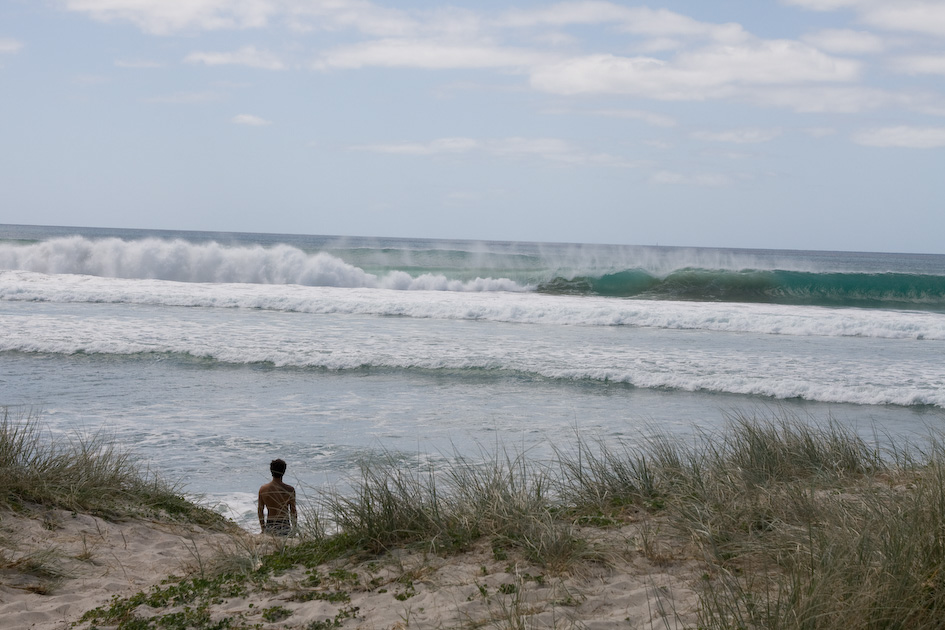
top-left (0, 507), bottom-right (236, 629)
top-left (1, 507), bottom-right (702, 629)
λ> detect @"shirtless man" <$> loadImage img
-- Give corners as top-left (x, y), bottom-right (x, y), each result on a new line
top-left (257, 459), bottom-right (297, 535)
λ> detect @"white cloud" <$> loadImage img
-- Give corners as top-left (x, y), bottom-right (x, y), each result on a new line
top-left (63, 0), bottom-right (276, 35)
top-left (782, 0), bottom-right (862, 10)
top-left (499, 2), bottom-right (651, 28)
top-left (352, 136), bottom-right (637, 166)
top-left (285, 2), bottom-right (417, 37)
top-left (591, 109), bottom-right (678, 127)
top-left (650, 170), bottom-right (729, 186)
top-left (742, 85), bottom-right (904, 113)
top-left (785, 0), bottom-right (945, 37)
top-left (186, 46), bottom-right (285, 70)
top-left (498, 3), bottom-right (748, 44)
top-left (677, 40), bottom-right (860, 84)
top-left (231, 114), bottom-right (272, 126)
top-left (63, 0), bottom-right (418, 37)
top-left (852, 125), bottom-right (945, 148)
top-left (860, 3), bottom-right (945, 37)
top-left (530, 41), bottom-right (860, 99)
top-left (54, 0), bottom-right (945, 121)
top-left (890, 55), bottom-right (945, 76)
top-left (632, 37), bottom-right (684, 53)
top-left (801, 28), bottom-right (885, 54)
top-left (692, 128), bottom-right (782, 144)
top-left (0, 38), bottom-right (23, 54)
top-left (145, 91), bottom-right (220, 104)
top-left (314, 39), bottom-right (551, 70)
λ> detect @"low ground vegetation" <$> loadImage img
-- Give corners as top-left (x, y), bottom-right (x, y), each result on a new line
top-left (4, 406), bottom-right (945, 628)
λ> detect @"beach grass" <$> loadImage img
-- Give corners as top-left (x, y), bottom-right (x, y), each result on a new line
top-left (276, 411), bottom-right (945, 628)
top-left (550, 411), bottom-right (945, 629)
top-left (312, 447), bottom-right (581, 569)
top-left (11, 406), bottom-right (945, 628)
top-left (0, 407), bottom-right (223, 525)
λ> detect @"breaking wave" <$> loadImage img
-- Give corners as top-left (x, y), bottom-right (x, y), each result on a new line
top-left (2, 235), bottom-right (945, 309)
top-left (0, 236), bottom-right (524, 292)
top-left (538, 268), bottom-right (945, 309)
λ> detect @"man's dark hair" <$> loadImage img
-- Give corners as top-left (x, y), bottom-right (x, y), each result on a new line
top-left (270, 458), bottom-right (287, 479)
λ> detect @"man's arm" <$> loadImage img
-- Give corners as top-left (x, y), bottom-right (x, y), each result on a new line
top-left (290, 491), bottom-right (298, 527)
top-left (257, 492), bottom-right (266, 533)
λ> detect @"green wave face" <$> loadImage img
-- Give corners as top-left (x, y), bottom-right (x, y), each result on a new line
top-left (537, 269), bottom-right (945, 309)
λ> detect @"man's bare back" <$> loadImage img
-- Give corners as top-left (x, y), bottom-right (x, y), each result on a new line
top-left (258, 459), bottom-right (297, 535)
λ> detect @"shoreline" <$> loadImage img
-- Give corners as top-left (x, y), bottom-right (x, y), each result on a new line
top-left (5, 412), bottom-right (945, 628)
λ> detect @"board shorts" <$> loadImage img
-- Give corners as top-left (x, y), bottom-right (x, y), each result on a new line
top-left (264, 519), bottom-right (292, 536)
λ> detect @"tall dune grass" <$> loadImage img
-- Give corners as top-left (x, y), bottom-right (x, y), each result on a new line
top-left (10, 403), bottom-right (945, 628)
top-left (295, 411), bottom-right (945, 628)
top-left (0, 407), bottom-right (220, 524)
top-left (553, 411), bottom-right (945, 629)
top-left (312, 447), bottom-right (580, 569)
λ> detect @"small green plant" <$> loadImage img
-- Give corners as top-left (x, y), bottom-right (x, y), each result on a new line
top-left (305, 604), bottom-right (360, 630)
top-left (327, 568), bottom-right (359, 584)
top-left (394, 580), bottom-right (416, 600)
top-left (261, 604), bottom-right (292, 622)
top-left (291, 589), bottom-right (351, 603)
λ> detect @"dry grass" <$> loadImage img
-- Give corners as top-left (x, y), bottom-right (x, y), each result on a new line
top-left (0, 407), bottom-right (224, 524)
top-left (10, 404), bottom-right (945, 628)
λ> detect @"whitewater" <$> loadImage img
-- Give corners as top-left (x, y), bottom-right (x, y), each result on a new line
top-left (2, 224), bottom-right (944, 526)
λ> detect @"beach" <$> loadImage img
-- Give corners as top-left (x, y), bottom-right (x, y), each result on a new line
top-left (2, 224), bottom-right (944, 530)
top-left (5, 412), bottom-right (945, 629)
top-left (2, 224), bottom-right (945, 626)
top-left (5, 0), bottom-right (945, 624)
top-left (0, 506), bottom-right (702, 630)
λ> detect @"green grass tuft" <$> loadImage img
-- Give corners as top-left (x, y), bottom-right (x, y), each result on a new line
top-left (15, 404), bottom-right (945, 629)
top-left (0, 407), bottom-right (224, 525)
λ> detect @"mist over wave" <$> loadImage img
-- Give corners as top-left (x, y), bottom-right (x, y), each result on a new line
top-left (2, 231), bottom-right (944, 309)
top-left (0, 236), bottom-right (524, 292)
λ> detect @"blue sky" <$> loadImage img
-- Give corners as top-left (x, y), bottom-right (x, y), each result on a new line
top-left (1, 1), bottom-right (944, 253)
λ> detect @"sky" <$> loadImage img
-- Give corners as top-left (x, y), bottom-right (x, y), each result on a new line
top-left (1, 1), bottom-right (944, 253)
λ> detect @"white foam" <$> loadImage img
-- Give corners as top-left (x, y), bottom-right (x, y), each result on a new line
top-left (0, 237), bottom-right (527, 292)
top-left (2, 270), bottom-right (944, 341)
top-left (2, 280), bottom-right (944, 408)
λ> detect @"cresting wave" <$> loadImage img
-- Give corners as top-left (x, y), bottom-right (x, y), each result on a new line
top-left (3, 270), bottom-right (945, 340)
top-left (0, 236), bottom-right (524, 292)
top-left (538, 269), bottom-right (945, 309)
top-left (2, 236), bottom-right (945, 309)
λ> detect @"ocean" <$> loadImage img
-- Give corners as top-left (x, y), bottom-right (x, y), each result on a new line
top-left (1, 224), bottom-right (944, 528)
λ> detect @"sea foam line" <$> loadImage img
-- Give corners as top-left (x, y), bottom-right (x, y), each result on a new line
top-left (2, 312), bottom-right (943, 409)
top-left (2, 270), bottom-right (944, 340)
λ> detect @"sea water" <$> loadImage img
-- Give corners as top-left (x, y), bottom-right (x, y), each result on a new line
top-left (1, 224), bottom-right (943, 528)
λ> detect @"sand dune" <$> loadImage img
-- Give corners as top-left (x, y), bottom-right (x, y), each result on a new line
top-left (1, 507), bottom-right (701, 629)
